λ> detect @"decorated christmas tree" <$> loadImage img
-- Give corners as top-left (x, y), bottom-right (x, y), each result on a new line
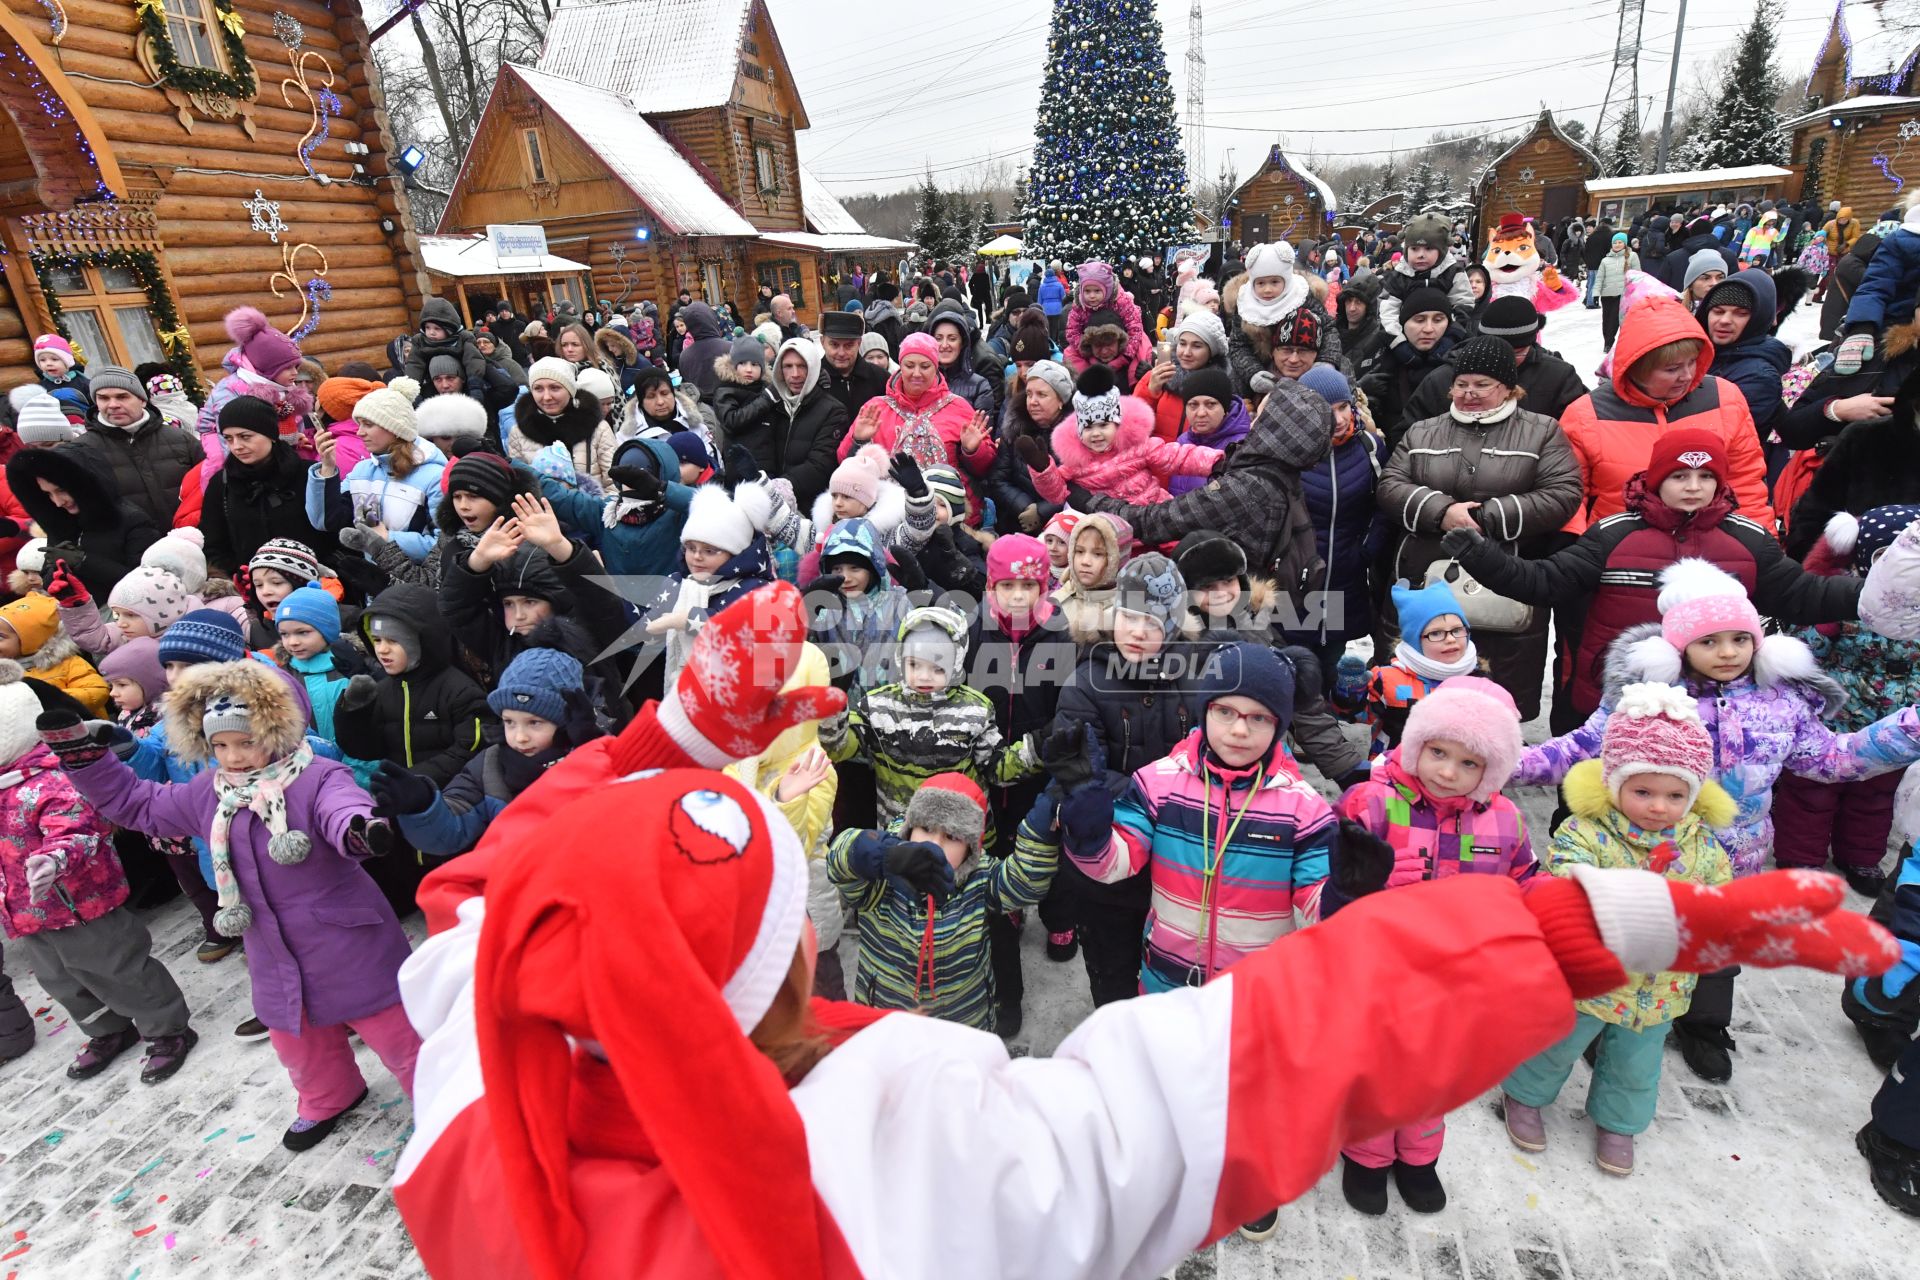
top-left (1021, 0), bottom-right (1192, 263)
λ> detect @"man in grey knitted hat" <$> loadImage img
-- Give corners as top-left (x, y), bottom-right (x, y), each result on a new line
top-left (59, 363), bottom-right (198, 528)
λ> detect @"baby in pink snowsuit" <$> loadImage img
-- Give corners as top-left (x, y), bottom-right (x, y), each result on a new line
top-left (1021, 365), bottom-right (1220, 507)
top-left (1063, 260), bottom-right (1154, 374)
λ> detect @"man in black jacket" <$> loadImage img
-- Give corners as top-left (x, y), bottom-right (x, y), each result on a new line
top-left (1658, 216), bottom-right (1741, 291)
top-left (1581, 220), bottom-right (1612, 307)
top-left (816, 309), bottom-right (887, 420)
top-left (1397, 295), bottom-right (1589, 425)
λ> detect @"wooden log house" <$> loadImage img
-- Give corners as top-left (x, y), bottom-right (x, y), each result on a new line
top-left (1471, 110), bottom-right (1599, 249)
top-left (1223, 144), bottom-right (1337, 250)
top-left (1784, 0), bottom-right (1920, 219)
top-left (438, 0), bottom-right (908, 328)
top-left (0, 0), bottom-right (429, 393)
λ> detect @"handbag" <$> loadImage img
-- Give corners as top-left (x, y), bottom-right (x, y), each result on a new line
top-left (1422, 557), bottom-right (1535, 634)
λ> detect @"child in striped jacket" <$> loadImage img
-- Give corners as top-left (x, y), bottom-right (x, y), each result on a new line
top-left (827, 773), bottom-right (1058, 1033)
top-left (1324, 674), bottom-right (1537, 1216)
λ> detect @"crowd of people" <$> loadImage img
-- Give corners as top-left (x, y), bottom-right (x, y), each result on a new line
top-left (0, 183), bottom-right (1918, 1274)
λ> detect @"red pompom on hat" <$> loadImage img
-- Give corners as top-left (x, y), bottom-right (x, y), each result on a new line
top-left (1643, 426), bottom-right (1730, 491)
top-left (475, 770), bottom-right (821, 1280)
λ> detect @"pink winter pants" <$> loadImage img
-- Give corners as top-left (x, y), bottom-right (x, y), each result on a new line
top-left (1342, 1115), bottom-right (1445, 1169)
top-left (268, 1002), bottom-right (421, 1122)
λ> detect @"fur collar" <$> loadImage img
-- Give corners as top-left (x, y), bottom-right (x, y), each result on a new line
top-left (161, 659), bottom-right (307, 765)
top-left (1601, 620), bottom-right (1844, 715)
top-left (1563, 757), bottom-right (1737, 829)
top-left (1049, 394), bottom-right (1154, 470)
top-left (20, 625), bottom-right (80, 674)
top-left (809, 480), bottom-right (908, 542)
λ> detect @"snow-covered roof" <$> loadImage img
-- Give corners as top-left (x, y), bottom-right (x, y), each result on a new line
top-left (1781, 94), bottom-right (1920, 129)
top-left (1584, 164), bottom-right (1794, 194)
top-left (1828, 0), bottom-right (1920, 87)
top-left (506, 66), bottom-right (759, 238)
top-left (800, 164), bottom-right (867, 236)
top-left (1229, 145), bottom-right (1339, 215)
top-left (537, 0), bottom-right (755, 113)
top-left (1474, 109), bottom-right (1600, 193)
top-left (418, 234), bottom-right (589, 279)
top-left (759, 231), bottom-right (916, 255)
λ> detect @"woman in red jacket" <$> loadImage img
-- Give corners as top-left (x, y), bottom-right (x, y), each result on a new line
top-left (1557, 296), bottom-right (1775, 535)
top-left (390, 584), bottom-right (1894, 1280)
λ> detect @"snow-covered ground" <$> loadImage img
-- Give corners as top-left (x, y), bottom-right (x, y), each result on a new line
top-left (2, 293), bottom-right (1907, 1280)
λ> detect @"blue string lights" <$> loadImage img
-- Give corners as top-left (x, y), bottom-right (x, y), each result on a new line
top-left (1021, 0), bottom-right (1192, 263)
top-left (0, 47), bottom-right (111, 204)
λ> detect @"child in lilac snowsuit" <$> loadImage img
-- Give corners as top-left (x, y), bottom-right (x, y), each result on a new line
top-left (1510, 558), bottom-right (1920, 1084)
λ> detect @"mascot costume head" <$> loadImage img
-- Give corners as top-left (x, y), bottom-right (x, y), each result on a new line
top-left (1484, 213), bottom-right (1580, 312)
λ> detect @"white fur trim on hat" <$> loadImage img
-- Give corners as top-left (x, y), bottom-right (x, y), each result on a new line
top-left (1623, 633), bottom-right (1684, 685)
top-left (414, 393), bottom-right (488, 440)
top-left (1822, 510), bottom-right (1861, 558)
top-left (1654, 558), bottom-right (1745, 613)
top-left (15, 539), bottom-right (48, 575)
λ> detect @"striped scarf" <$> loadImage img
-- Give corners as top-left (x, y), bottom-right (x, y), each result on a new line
top-left (208, 741), bottom-right (313, 934)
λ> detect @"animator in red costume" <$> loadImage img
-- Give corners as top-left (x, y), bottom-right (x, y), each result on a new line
top-left (392, 581), bottom-right (1898, 1280)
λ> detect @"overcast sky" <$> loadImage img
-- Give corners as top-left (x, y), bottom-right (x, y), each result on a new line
top-left (778, 0), bottom-right (1840, 196)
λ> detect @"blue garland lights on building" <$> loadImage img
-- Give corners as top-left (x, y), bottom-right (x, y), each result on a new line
top-left (1021, 0), bottom-right (1192, 264)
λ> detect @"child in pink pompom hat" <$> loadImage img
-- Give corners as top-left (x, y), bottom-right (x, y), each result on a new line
top-left (192, 307), bottom-right (314, 476)
top-left (32, 334), bottom-right (90, 422)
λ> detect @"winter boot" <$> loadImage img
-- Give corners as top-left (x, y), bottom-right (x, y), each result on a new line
top-left (284, 1086), bottom-right (369, 1152)
top-left (1045, 929), bottom-right (1079, 962)
top-left (1501, 1094), bottom-right (1547, 1151)
top-left (1672, 1022), bottom-right (1735, 1083)
top-left (1857, 1122), bottom-right (1920, 1217)
top-left (1594, 1127), bottom-right (1634, 1176)
top-left (139, 1028), bottom-right (198, 1083)
top-left (995, 999), bottom-right (1023, 1041)
top-left (1392, 1159), bottom-right (1446, 1213)
top-left (234, 1016), bottom-right (270, 1042)
top-left (66, 1025), bottom-right (141, 1080)
top-left (1340, 1156), bottom-right (1389, 1215)
top-left (1845, 865), bottom-right (1890, 900)
top-left (1841, 980), bottom-right (1919, 1071)
top-left (1237, 1209), bottom-right (1279, 1242)
top-left (196, 936), bottom-right (238, 963)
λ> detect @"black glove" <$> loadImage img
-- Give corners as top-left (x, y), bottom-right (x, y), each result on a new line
top-left (1330, 818), bottom-right (1397, 901)
top-left (1440, 526), bottom-right (1484, 558)
top-left (35, 711), bottom-right (113, 769)
top-left (887, 546), bottom-right (928, 591)
top-left (45, 543), bottom-right (85, 571)
top-left (726, 444), bottom-right (763, 485)
top-left (0, 516), bottom-right (19, 539)
top-left (369, 762), bottom-right (438, 818)
top-left (888, 453), bottom-right (928, 498)
top-left (1015, 434), bottom-right (1049, 471)
top-left (338, 673), bottom-right (380, 714)
top-left (343, 814), bottom-right (395, 860)
top-left (799, 572), bottom-right (845, 596)
top-left (1064, 482), bottom-right (1097, 511)
top-left (882, 841), bottom-right (956, 907)
top-left (609, 465), bottom-right (663, 501)
top-left (1040, 722), bottom-right (1105, 790)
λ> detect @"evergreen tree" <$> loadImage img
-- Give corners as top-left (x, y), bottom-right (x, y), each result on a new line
top-left (1562, 119), bottom-right (1589, 145)
top-left (1602, 104), bottom-right (1644, 177)
top-left (1023, 0), bottom-right (1192, 262)
top-left (1344, 170), bottom-right (1376, 209)
top-left (912, 169), bottom-right (956, 263)
top-left (1377, 154), bottom-right (1401, 199)
top-left (972, 199), bottom-right (996, 255)
top-left (1403, 159), bottom-right (1442, 214)
top-left (1684, 1), bottom-right (1786, 169)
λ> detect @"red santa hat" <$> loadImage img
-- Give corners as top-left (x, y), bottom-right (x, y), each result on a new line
top-left (475, 769), bottom-right (818, 1280)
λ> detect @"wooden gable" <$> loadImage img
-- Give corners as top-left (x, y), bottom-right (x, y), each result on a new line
top-left (1805, 17), bottom-right (1852, 105)
top-left (440, 76), bottom-right (641, 231)
top-left (1474, 112), bottom-right (1598, 247)
top-left (1226, 146), bottom-right (1333, 248)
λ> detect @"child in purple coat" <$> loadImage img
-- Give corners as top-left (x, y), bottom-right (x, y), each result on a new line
top-left (44, 659), bottom-right (420, 1152)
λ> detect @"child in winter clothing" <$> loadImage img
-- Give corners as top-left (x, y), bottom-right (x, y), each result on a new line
top-left (333, 585), bottom-right (492, 789)
top-left (1052, 510), bottom-right (1133, 642)
top-left (32, 333), bottom-right (90, 422)
top-left (804, 517), bottom-right (912, 694)
top-left (1041, 508), bottom-right (1079, 585)
top-left (403, 298), bottom-right (487, 399)
top-left (1020, 366), bottom-right (1221, 509)
top-left (776, 446), bottom-right (936, 576)
top-left (351, 451), bottom-right (538, 589)
top-left (1774, 506), bottom-right (1920, 896)
top-left (1366, 580), bottom-right (1481, 752)
top-left (1501, 684), bottom-right (1735, 1176)
top-left (1228, 242), bottom-right (1341, 396)
top-left (1512, 558), bottom-right (1920, 1081)
top-left (309, 378), bottom-right (449, 566)
top-left (239, 538), bottom-right (331, 648)
top-left (375, 647), bottom-right (601, 859)
top-left (828, 772), bottom-right (1058, 1032)
top-left (145, 373), bottom-right (200, 434)
top-left (1063, 260), bottom-right (1154, 374)
top-left (722, 643), bottom-right (844, 998)
top-left (644, 481), bottom-right (776, 691)
top-left (272, 583), bottom-right (373, 782)
top-left (820, 605), bottom-right (1040, 842)
top-left (1377, 213), bottom-right (1476, 347)
top-left (1053, 640), bottom-right (1333, 996)
top-left (51, 659), bottom-right (419, 1150)
top-left (552, 437), bottom-right (693, 579)
top-left (0, 593), bottom-right (109, 715)
top-left (1325, 675), bottom-right (1536, 1214)
top-left (2, 660), bottom-right (197, 1084)
top-left (101, 564), bottom-right (195, 649)
top-left (1836, 197), bottom-right (1920, 374)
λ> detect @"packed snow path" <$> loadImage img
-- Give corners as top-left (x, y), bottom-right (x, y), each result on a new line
top-left (1, 300), bottom-right (1908, 1279)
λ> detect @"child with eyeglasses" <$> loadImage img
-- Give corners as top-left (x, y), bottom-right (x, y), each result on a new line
top-left (1365, 581), bottom-right (1485, 753)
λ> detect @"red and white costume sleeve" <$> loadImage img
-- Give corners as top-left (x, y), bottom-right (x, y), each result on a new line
top-left (393, 703), bottom-right (1637, 1280)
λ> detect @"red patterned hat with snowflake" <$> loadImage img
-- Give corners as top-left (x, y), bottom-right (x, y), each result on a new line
top-left (1601, 682), bottom-right (1715, 808)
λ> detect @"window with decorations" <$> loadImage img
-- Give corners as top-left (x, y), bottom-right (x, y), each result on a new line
top-left (756, 259), bottom-right (803, 308)
top-left (136, 0), bottom-right (256, 101)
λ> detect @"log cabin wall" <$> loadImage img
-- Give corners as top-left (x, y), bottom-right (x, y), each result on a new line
top-left (1227, 153), bottom-right (1328, 250)
top-left (0, 0), bottom-right (428, 392)
top-left (1474, 121), bottom-right (1597, 250)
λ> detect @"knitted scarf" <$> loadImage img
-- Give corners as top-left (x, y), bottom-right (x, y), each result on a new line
top-left (1393, 639), bottom-right (1480, 683)
top-left (208, 740), bottom-right (314, 934)
top-left (883, 388), bottom-right (959, 471)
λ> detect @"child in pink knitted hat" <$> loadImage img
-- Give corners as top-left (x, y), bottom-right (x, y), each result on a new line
top-left (1502, 682), bottom-right (1735, 1177)
top-left (1513, 557), bottom-right (1920, 1084)
top-left (1326, 673), bottom-right (1537, 1216)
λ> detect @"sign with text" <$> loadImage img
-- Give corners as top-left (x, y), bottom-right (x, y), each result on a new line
top-left (487, 224), bottom-right (548, 263)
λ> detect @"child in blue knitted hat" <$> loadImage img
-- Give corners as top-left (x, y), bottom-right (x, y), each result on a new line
top-left (366, 646), bottom-right (603, 859)
top-left (272, 582), bottom-right (374, 784)
top-left (1367, 580), bottom-right (1484, 752)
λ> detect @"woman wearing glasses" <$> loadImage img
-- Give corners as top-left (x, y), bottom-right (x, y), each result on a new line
top-left (1375, 336), bottom-right (1582, 721)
